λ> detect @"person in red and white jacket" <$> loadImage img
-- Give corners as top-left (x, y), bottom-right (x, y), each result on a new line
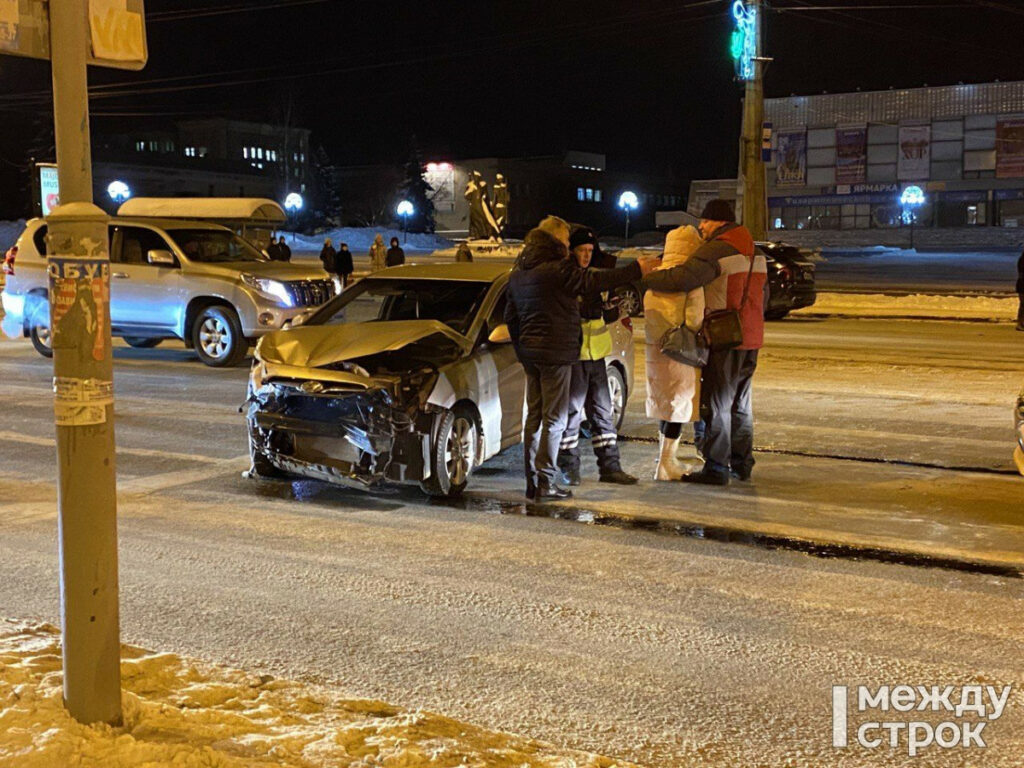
top-left (643, 199), bottom-right (767, 485)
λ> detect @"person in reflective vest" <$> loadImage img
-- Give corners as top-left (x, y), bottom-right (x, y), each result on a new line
top-left (557, 226), bottom-right (638, 486)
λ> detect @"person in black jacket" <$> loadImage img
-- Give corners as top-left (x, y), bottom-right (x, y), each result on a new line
top-left (336, 242), bottom-right (354, 288)
top-left (504, 215), bottom-right (655, 501)
top-left (386, 237), bottom-right (405, 267)
top-left (319, 238), bottom-right (337, 272)
top-left (1017, 247), bottom-right (1024, 331)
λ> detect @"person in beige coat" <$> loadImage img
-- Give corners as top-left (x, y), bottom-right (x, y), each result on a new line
top-left (644, 225), bottom-right (706, 480)
top-left (369, 233), bottom-right (387, 272)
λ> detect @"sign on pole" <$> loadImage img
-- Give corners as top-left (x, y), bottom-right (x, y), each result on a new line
top-left (0, 0), bottom-right (146, 69)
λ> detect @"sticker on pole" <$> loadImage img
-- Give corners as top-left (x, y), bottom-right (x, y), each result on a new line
top-left (48, 256), bottom-right (110, 364)
top-left (53, 376), bottom-right (113, 426)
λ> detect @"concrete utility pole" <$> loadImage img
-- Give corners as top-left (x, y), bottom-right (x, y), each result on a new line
top-left (738, 0), bottom-right (768, 241)
top-left (47, 0), bottom-right (122, 726)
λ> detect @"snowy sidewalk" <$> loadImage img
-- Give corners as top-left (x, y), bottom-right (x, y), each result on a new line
top-left (460, 444), bottom-right (1024, 576)
top-left (0, 621), bottom-right (634, 768)
top-left (793, 291), bottom-right (1019, 321)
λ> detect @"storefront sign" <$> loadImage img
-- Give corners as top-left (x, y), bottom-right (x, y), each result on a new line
top-left (836, 125), bottom-right (867, 184)
top-left (775, 129), bottom-right (806, 187)
top-left (995, 118), bottom-right (1024, 179)
top-left (769, 192), bottom-right (897, 207)
top-left (898, 125), bottom-right (931, 181)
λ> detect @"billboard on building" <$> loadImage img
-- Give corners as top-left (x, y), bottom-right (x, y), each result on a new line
top-left (897, 125), bottom-right (931, 180)
top-left (38, 163), bottom-right (59, 216)
top-left (995, 118), bottom-right (1024, 179)
top-left (835, 125), bottom-right (867, 184)
top-left (774, 129), bottom-right (807, 187)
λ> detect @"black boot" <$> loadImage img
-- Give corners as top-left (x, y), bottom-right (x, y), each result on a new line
top-left (599, 469), bottom-right (639, 485)
top-left (563, 467), bottom-right (581, 486)
top-left (681, 466), bottom-right (730, 486)
top-left (535, 480), bottom-right (572, 501)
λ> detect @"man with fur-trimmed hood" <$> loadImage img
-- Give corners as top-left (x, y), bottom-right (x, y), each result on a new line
top-left (505, 215), bottom-right (655, 501)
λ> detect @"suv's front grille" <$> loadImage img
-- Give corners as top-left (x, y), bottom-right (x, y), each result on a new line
top-left (286, 279), bottom-right (335, 307)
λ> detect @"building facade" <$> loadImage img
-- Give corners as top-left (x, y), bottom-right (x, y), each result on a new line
top-left (691, 81), bottom-right (1024, 248)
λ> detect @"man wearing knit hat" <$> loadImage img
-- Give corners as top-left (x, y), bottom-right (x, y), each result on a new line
top-left (557, 225), bottom-right (639, 487)
top-left (642, 199), bottom-right (767, 486)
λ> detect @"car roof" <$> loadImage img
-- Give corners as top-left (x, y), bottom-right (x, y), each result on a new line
top-left (369, 262), bottom-right (512, 281)
top-left (25, 216), bottom-right (233, 232)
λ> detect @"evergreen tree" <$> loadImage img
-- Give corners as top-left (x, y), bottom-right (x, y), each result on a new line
top-left (398, 137), bottom-right (435, 233)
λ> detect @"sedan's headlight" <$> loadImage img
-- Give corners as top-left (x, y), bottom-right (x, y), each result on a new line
top-left (241, 273), bottom-right (294, 307)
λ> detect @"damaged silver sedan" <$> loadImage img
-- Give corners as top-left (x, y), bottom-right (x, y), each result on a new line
top-left (245, 263), bottom-right (634, 497)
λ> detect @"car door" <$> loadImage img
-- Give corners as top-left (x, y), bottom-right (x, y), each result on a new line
top-left (481, 287), bottom-right (527, 451)
top-left (109, 225), bottom-right (187, 333)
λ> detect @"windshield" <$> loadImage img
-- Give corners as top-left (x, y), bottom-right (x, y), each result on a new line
top-left (167, 228), bottom-right (267, 263)
top-left (308, 278), bottom-right (492, 335)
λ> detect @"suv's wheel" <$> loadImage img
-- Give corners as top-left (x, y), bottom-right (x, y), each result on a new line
top-left (123, 336), bottom-right (162, 348)
top-left (421, 407), bottom-right (478, 498)
top-left (607, 364), bottom-right (626, 432)
top-left (614, 284), bottom-right (643, 318)
top-left (192, 305), bottom-right (247, 367)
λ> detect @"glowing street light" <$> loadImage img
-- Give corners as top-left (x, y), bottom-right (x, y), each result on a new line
top-left (107, 180), bottom-right (131, 203)
top-left (284, 192), bottom-right (303, 212)
top-left (396, 199), bottom-right (414, 242)
top-left (900, 185), bottom-right (926, 250)
top-left (618, 190), bottom-right (639, 242)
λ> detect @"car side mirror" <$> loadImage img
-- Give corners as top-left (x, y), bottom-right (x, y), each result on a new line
top-left (147, 249), bottom-right (176, 266)
top-left (487, 323), bottom-right (511, 344)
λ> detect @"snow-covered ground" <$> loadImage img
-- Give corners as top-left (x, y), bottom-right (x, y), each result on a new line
top-left (794, 291), bottom-right (1019, 321)
top-left (285, 227), bottom-right (452, 256)
top-left (0, 621), bottom-right (630, 767)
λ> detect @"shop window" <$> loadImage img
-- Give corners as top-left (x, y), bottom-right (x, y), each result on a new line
top-left (594, 189), bottom-right (602, 202)
top-left (585, 188), bottom-right (594, 201)
top-left (997, 200), bottom-right (1024, 228)
top-left (577, 187), bottom-right (585, 201)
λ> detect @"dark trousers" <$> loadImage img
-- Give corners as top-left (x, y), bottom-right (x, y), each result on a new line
top-left (1018, 293), bottom-right (1024, 328)
top-left (523, 362), bottom-right (573, 492)
top-left (699, 348), bottom-right (759, 476)
top-left (558, 359), bottom-right (622, 476)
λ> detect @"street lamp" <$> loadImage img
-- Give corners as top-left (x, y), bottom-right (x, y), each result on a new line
top-left (900, 185), bottom-right (926, 250)
top-left (107, 180), bottom-right (131, 204)
top-left (396, 199), bottom-right (414, 243)
top-left (283, 193), bottom-right (303, 242)
top-left (618, 190), bottom-right (639, 242)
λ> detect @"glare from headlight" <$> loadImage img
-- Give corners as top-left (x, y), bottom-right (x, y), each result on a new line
top-left (242, 273), bottom-right (294, 307)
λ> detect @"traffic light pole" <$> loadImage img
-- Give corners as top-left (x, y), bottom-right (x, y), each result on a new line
top-left (739, 0), bottom-right (768, 241)
top-left (47, 0), bottom-right (122, 726)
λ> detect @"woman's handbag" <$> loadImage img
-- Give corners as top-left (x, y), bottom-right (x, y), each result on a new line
top-left (659, 323), bottom-right (709, 367)
top-left (701, 252), bottom-right (756, 351)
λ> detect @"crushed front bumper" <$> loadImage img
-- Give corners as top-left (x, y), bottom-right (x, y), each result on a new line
top-left (246, 382), bottom-right (429, 489)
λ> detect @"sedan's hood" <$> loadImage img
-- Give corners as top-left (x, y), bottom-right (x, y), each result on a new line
top-left (195, 260), bottom-right (328, 282)
top-left (256, 320), bottom-right (469, 369)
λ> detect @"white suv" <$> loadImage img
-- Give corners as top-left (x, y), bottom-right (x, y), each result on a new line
top-left (2, 217), bottom-right (333, 366)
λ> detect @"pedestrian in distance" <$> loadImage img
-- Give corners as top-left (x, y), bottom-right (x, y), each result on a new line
top-left (504, 215), bottom-right (656, 501)
top-left (557, 225), bottom-right (638, 487)
top-left (455, 242), bottom-right (474, 263)
top-left (336, 242), bottom-right (354, 288)
top-left (265, 237), bottom-right (282, 261)
top-left (1016, 245), bottom-right (1024, 331)
top-left (386, 236), bottom-right (405, 267)
top-left (319, 238), bottom-right (339, 291)
top-left (642, 199), bottom-right (767, 486)
top-left (277, 235), bottom-right (292, 263)
top-left (369, 233), bottom-right (387, 272)
top-left (643, 225), bottom-right (706, 481)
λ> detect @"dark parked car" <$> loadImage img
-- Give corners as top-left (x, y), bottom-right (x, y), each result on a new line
top-left (610, 240), bottom-right (817, 320)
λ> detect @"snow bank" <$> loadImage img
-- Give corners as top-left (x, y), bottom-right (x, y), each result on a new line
top-left (794, 291), bottom-right (1019, 321)
top-left (288, 227), bottom-right (452, 254)
top-left (0, 621), bottom-right (632, 768)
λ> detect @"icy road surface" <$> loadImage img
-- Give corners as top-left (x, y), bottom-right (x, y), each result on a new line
top-left (0, 317), bottom-right (1022, 766)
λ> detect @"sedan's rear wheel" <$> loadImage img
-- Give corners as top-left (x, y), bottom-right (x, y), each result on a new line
top-left (421, 408), bottom-right (478, 498)
top-left (30, 322), bottom-right (53, 358)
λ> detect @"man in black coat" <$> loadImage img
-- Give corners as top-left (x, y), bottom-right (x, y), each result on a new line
top-left (336, 243), bottom-right (354, 288)
top-left (1017, 247), bottom-right (1024, 331)
top-left (504, 215), bottom-right (654, 500)
top-left (386, 237), bottom-right (405, 267)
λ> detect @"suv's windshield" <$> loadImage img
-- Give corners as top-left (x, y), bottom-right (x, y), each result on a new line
top-left (309, 278), bottom-right (492, 335)
top-left (166, 228), bottom-right (266, 263)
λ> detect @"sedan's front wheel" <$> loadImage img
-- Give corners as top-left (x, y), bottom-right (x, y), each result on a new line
top-left (421, 408), bottom-right (478, 498)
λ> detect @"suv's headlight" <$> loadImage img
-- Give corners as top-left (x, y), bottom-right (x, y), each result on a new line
top-left (241, 273), bottom-right (293, 307)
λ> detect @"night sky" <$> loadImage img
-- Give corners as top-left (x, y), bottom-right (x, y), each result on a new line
top-left (0, 0), bottom-right (1021, 216)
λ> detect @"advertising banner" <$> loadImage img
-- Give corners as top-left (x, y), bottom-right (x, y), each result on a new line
top-left (898, 125), bottom-right (931, 180)
top-left (835, 125), bottom-right (868, 184)
top-left (775, 129), bottom-right (807, 187)
top-left (39, 164), bottom-right (58, 215)
top-left (995, 118), bottom-right (1024, 179)
top-left (424, 162), bottom-right (456, 210)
